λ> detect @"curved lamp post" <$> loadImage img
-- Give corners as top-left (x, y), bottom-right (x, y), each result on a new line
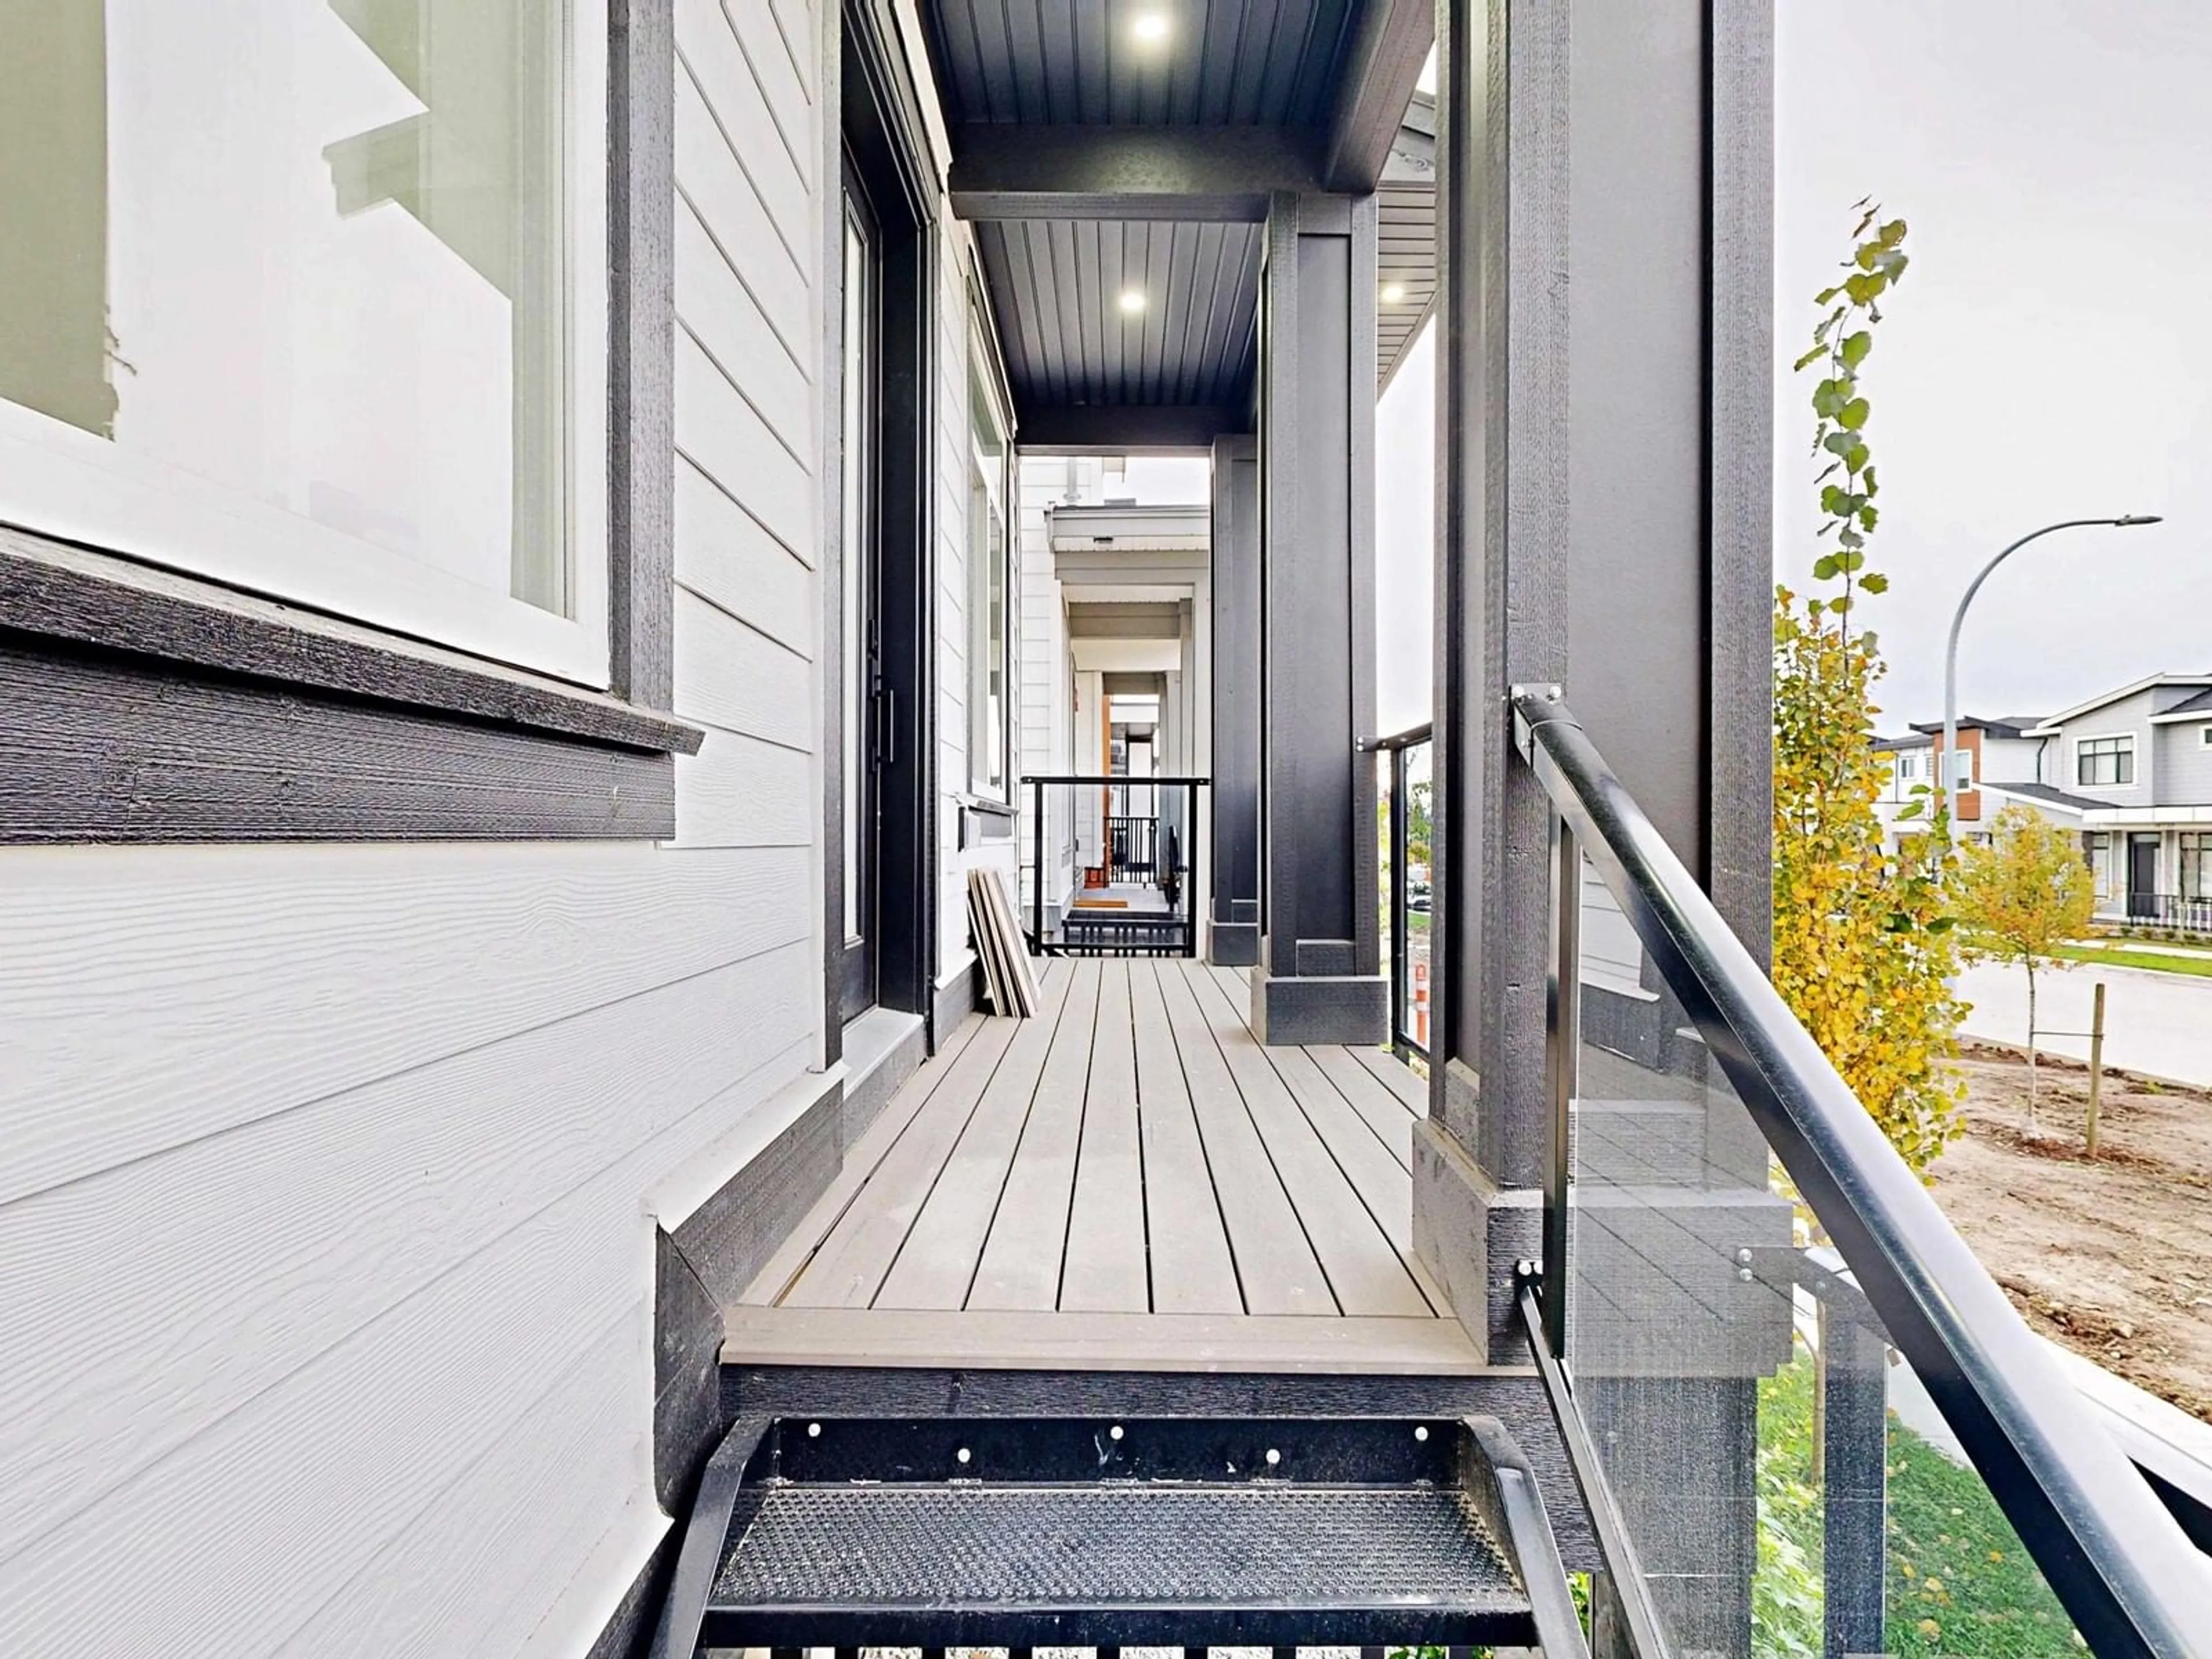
top-left (1940, 515), bottom-right (2164, 838)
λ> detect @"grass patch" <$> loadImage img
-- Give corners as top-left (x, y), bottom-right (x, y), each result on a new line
top-left (2045, 941), bottom-right (2212, 978)
top-left (1755, 1344), bottom-right (2079, 1656)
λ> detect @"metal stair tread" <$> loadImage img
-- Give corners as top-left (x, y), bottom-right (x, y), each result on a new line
top-left (711, 1481), bottom-right (1527, 1610)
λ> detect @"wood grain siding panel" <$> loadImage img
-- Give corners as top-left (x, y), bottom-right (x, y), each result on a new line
top-left (676, 0), bottom-right (809, 266)
top-left (0, 944), bottom-right (812, 1565)
top-left (674, 458), bottom-right (815, 649)
top-left (673, 728), bottom-right (815, 847)
top-left (676, 330), bottom-right (812, 558)
top-left (673, 75), bottom-right (808, 357)
top-left (264, 1308), bottom-right (648, 1658)
top-left (0, 1136), bottom-right (668, 1654)
top-left (0, 640), bottom-right (675, 844)
top-left (1, 842), bottom-right (808, 1207)
top-left (675, 197), bottom-right (811, 460)
top-left (672, 590), bottom-right (813, 751)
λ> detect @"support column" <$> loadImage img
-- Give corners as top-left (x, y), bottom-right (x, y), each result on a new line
top-left (1416, 0), bottom-right (1775, 1652)
top-left (1249, 194), bottom-right (1387, 1045)
top-left (1207, 434), bottom-right (1261, 967)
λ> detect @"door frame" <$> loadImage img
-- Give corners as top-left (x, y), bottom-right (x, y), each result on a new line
top-left (820, 0), bottom-right (936, 1060)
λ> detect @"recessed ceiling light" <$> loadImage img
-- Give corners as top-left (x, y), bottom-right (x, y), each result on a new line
top-left (1381, 282), bottom-right (1407, 304)
top-left (1132, 12), bottom-right (1170, 45)
top-left (1119, 289), bottom-right (1146, 313)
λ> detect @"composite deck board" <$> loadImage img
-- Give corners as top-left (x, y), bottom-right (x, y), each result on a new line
top-left (1127, 958), bottom-right (1245, 1314)
top-left (722, 1305), bottom-right (1489, 1374)
top-left (1171, 961), bottom-right (1431, 1317)
top-left (1058, 962), bottom-right (1152, 1312)
top-left (966, 959), bottom-right (1104, 1310)
top-left (872, 962), bottom-right (1081, 1309)
top-left (1150, 961), bottom-right (1334, 1317)
top-left (781, 1012), bottom-right (1025, 1308)
top-left (1308, 1043), bottom-right (1422, 1167)
top-left (1350, 1039), bottom-right (1431, 1113)
top-left (740, 1012), bottom-right (987, 1306)
top-left (737, 949), bottom-right (1478, 1372)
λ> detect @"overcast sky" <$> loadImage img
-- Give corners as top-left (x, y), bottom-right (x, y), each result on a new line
top-left (1374, 0), bottom-right (2212, 735)
top-left (1776, 0), bottom-right (2212, 726)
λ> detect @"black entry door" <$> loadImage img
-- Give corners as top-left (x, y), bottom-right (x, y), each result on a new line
top-left (2128, 833), bottom-right (2161, 921)
top-left (839, 165), bottom-right (882, 1020)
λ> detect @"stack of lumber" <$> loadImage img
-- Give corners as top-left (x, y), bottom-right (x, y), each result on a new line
top-left (967, 867), bottom-right (1040, 1017)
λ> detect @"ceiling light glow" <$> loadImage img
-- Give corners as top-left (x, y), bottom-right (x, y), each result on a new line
top-left (1381, 282), bottom-right (1407, 304)
top-left (1119, 290), bottom-right (1147, 313)
top-left (1132, 12), bottom-right (1170, 44)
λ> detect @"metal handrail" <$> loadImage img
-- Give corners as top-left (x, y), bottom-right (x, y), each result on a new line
top-left (1359, 721), bottom-right (1434, 753)
top-left (1020, 774), bottom-right (1207, 960)
top-left (1509, 690), bottom-right (2210, 1658)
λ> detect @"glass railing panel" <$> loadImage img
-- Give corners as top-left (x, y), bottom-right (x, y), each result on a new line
top-left (1563, 849), bottom-right (2079, 1659)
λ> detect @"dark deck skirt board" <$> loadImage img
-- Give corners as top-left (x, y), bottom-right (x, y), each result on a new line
top-left (730, 956), bottom-right (1452, 1373)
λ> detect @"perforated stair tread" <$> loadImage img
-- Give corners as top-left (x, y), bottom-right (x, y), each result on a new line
top-left (714, 1483), bottom-right (1526, 1609)
top-left (682, 1416), bottom-right (1559, 1649)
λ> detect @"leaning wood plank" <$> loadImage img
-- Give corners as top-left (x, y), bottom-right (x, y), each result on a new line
top-left (1127, 960), bottom-right (1245, 1315)
top-left (1168, 961), bottom-right (1427, 1317)
top-left (1058, 961), bottom-right (1151, 1312)
top-left (721, 1305), bottom-right (1495, 1375)
top-left (983, 868), bottom-right (1042, 1015)
top-left (1150, 962), bottom-right (1334, 1316)
top-left (873, 962), bottom-right (1080, 1309)
top-left (1183, 963), bottom-right (1434, 1288)
top-left (968, 960), bottom-right (1104, 1310)
top-left (739, 1013), bottom-right (989, 1305)
top-left (779, 1013), bottom-right (1023, 1308)
top-left (1306, 1044), bottom-right (1420, 1168)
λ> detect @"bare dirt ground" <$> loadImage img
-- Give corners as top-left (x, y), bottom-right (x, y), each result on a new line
top-left (1929, 1046), bottom-right (2212, 1421)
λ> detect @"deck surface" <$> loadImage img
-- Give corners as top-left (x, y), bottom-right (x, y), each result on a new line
top-left (732, 958), bottom-right (1483, 1373)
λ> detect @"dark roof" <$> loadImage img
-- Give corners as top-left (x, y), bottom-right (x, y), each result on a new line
top-left (1908, 715), bottom-right (2041, 739)
top-left (1982, 781), bottom-right (2105, 814)
top-left (2163, 686), bottom-right (2212, 718)
top-left (1872, 733), bottom-right (1932, 752)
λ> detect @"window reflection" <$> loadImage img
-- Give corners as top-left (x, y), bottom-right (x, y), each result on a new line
top-left (0, 0), bottom-right (572, 614)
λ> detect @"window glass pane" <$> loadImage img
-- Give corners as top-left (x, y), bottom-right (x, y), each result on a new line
top-left (841, 202), bottom-right (870, 943)
top-left (968, 363), bottom-right (1007, 798)
top-left (0, 0), bottom-right (577, 615)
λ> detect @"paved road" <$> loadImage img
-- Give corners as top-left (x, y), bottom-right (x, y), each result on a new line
top-left (1957, 959), bottom-right (2212, 1088)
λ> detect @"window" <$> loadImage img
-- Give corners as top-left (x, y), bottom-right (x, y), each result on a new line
top-left (2077, 734), bottom-right (2136, 786)
top-left (1949, 747), bottom-right (1974, 790)
top-left (2090, 832), bottom-right (2116, 902)
top-left (0, 1), bottom-right (608, 684)
top-left (2183, 833), bottom-right (2212, 900)
top-left (967, 353), bottom-right (1012, 800)
top-left (2200, 725), bottom-right (2212, 748)
top-left (1896, 751), bottom-right (1921, 782)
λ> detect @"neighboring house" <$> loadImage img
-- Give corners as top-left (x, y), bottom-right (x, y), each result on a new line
top-left (1879, 676), bottom-right (2212, 928)
top-left (2025, 674), bottom-right (2212, 927)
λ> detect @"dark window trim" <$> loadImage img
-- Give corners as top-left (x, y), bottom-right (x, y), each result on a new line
top-left (0, 2), bottom-right (690, 844)
top-left (826, 0), bottom-right (939, 1049)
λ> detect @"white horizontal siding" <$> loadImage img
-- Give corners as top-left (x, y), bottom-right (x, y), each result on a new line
top-left (1, 0), bottom-right (833, 1651)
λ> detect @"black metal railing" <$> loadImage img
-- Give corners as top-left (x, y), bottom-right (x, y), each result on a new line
top-left (1361, 724), bottom-right (1433, 1060)
top-left (1508, 688), bottom-right (2209, 1659)
top-left (2118, 891), bottom-right (2212, 933)
top-left (1021, 774), bottom-right (1207, 959)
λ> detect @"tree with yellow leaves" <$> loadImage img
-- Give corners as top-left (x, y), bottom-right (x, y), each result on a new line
top-left (1773, 204), bottom-right (1967, 1176)
top-left (1955, 805), bottom-right (2096, 1131)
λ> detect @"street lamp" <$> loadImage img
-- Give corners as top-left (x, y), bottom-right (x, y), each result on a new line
top-left (1940, 515), bottom-right (2164, 837)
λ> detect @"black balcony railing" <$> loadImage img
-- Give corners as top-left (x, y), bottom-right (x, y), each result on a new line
top-left (1507, 689), bottom-right (2210, 1659)
top-left (1361, 724), bottom-right (1433, 1061)
top-left (1021, 775), bottom-right (1207, 958)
